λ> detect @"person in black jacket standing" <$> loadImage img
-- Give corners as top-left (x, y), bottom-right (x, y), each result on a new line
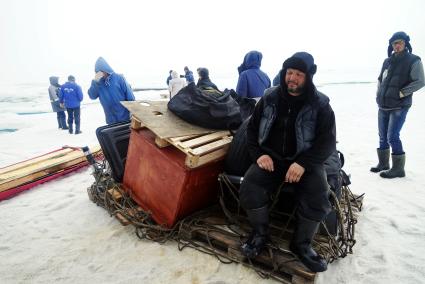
top-left (371, 31), bottom-right (424, 178)
top-left (239, 52), bottom-right (336, 272)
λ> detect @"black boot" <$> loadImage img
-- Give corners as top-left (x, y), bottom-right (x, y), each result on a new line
top-left (241, 206), bottom-right (269, 258)
top-left (380, 154), bottom-right (405, 178)
top-left (370, 148), bottom-right (390, 173)
top-left (75, 124), bottom-right (82, 135)
top-left (290, 214), bottom-right (327, 272)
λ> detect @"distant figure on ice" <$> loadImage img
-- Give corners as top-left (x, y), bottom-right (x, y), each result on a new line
top-left (88, 57), bottom-right (135, 124)
top-left (196, 67), bottom-right (219, 90)
top-left (168, 70), bottom-right (187, 99)
top-left (239, 52), bottom-right (336, 273)
top-left (371, 31), bottom-right (425, 178)
top-left (166, 70), bottom-right (172, 86)
top-left (236, 50), bottom-right (271, 99)
top-left (183, 66), bottom-right (195, 84)
top-left (272, 70), bottom-right (282, 86)
top-left (48, 76), bottom-right (68, 130)
top-left (60, 75), bottom-right (84, 134)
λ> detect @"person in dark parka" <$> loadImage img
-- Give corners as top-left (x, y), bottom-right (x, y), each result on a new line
top-left (239, 52), bottom-right (336, 272)
top-left (197, 67), bottom-right (219, 90)
top-left (371, 31), bottom-right (424, 178)
top-left (48, 76), bottom-right (68, 130)
top-left (236, 50), bottom-right (271, 99)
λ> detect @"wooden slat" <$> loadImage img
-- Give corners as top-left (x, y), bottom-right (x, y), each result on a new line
top-left (0, 148), bottom-right (74, 175)
top-left (0, 156), bottom-right (88, 192)
top-left (0, 146), bottom-right (101, 192)
top-left (0, 150), bottom-right (83, 182)
top-left (108, 188), bottom-right (123, 200)
top-left (176, 131), bottom-right (230, 149)
top-left (189, 137), bottom-right (232, 156)
top-left (168, 134), bottom-right (198, 143)
top-left (182, 221), bottom-right (316, 282)
top-left (185, 146), bottom-right (229, 168)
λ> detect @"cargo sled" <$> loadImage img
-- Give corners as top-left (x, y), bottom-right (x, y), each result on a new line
top-left (86, 100), bottom-right (363, 284)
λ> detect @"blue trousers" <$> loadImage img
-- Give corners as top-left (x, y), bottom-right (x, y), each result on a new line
top-left (378, 107), bottom-right (409, 154)
top-left (67, 107), bottom-right (81, 131)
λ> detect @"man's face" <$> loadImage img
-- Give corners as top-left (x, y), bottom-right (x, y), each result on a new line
top-left (285, 68), bottom-right (306, 96)
top-left (392, 40), bottom-right (406, 54)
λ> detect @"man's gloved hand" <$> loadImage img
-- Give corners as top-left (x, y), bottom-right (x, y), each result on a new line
top-left (94, 71), bottom-right (104, 82)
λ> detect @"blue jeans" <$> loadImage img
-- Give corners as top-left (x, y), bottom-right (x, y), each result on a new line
top-left (378, 107), bottom-right (409, 154)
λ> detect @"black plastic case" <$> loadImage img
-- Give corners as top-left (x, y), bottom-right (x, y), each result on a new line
top-left (95, 121), bottom-right (131, 182)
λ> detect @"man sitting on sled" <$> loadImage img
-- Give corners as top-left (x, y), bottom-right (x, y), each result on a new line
top-left (239, 52), bottom-right (336, 272)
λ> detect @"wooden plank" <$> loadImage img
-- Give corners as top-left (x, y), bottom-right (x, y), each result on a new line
top-left (292, 274), bottom-right (315, 284)
top-left (121, 100), bottom-right (215, 139)
top-left (186, 224), bottom-right (316, 282)
top-left (0, 148), bottom-right (74, 175)
top-left (0, 150), bottom-right (86, 181)
top-left (168, 134), bottom-right (198, 143)
top-left (176, 131), bottom-right (231, 149)
top-left (0, 146), bottom-right (102, 192)
top-left (189, 137), bottom-right (232, 156)
top-left (185, 146), bottom-right (229, 168)
top-left (0, 156), bottom-right (88, 192)
top-left (108, 188), bottom-right (123, 200)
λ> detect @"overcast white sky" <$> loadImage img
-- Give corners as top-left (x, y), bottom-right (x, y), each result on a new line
top-left (0, 0), bottom-right (424, 88)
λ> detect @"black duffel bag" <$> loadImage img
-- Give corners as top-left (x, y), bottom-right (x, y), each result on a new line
top-left (168, 83), bottom-right (242, 130)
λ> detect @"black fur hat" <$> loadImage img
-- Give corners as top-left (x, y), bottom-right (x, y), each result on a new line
top-left (387, 31), bottom-right (412, 57)
top-left (282, 52), bottom-right (317, 76)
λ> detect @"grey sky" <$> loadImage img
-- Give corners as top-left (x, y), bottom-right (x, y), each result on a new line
top-left (0, 0), bottom-right (424, 87)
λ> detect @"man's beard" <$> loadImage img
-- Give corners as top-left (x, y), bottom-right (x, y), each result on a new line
top-left (287, 82), bottom-right (305, 95)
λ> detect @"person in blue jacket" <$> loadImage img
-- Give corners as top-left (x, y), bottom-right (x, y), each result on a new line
top-left (88, 57), bottom-right (135, 124)
top-left (184, 66), bottom-right (195, 84)
top-left (60, 75), bottom-right (84, 134)
top-left (236, 51), bottom-right (271, 99)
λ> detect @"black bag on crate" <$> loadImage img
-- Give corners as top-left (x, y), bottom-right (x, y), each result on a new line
top-left (167, 83), bottom-right (242, 130)
top-left (95, 120), bottom-right (131, 182)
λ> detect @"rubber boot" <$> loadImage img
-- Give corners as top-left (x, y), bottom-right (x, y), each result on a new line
top-left (380, 154), bottom-right (405, 178)
top-left (290, 214), bottom-right (327, 272)
top-left (241, 206), bottom-right (269, 258)
top-left (370, 148), bottom-right (390, 173)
